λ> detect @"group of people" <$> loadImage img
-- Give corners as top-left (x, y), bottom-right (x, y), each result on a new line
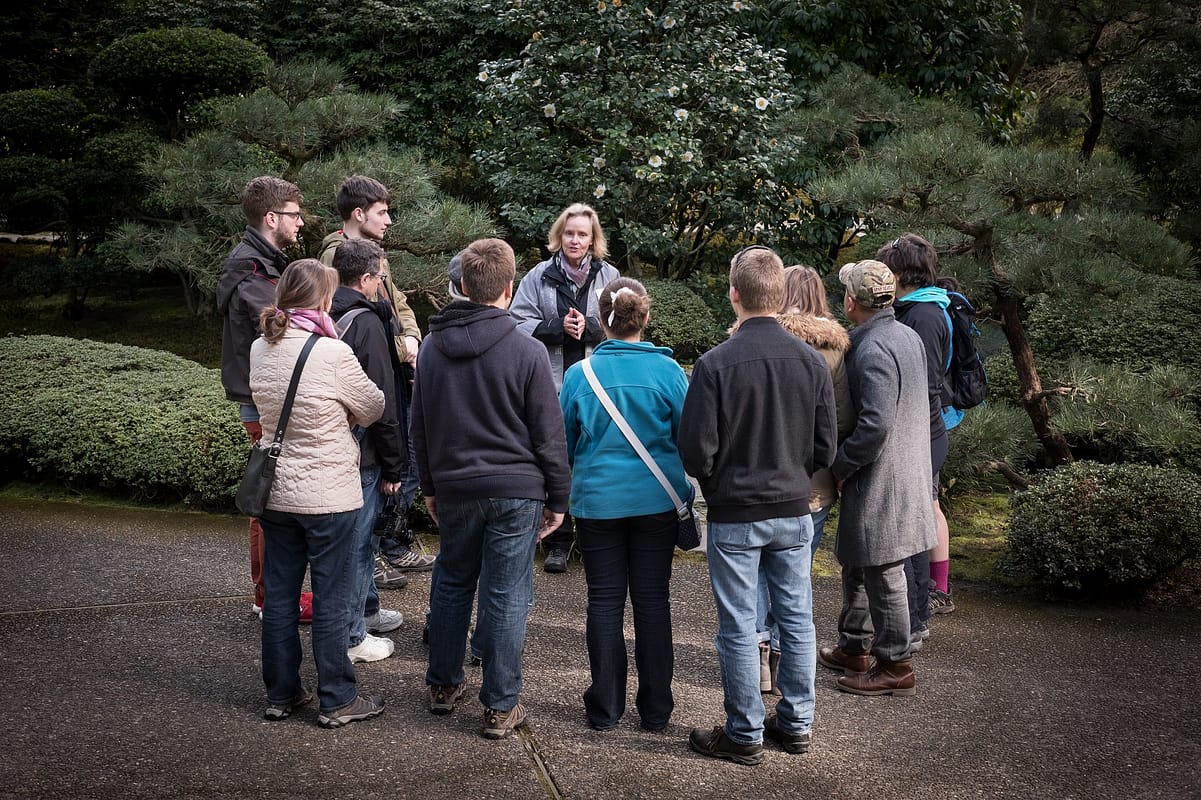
top-left (218, 175), bottom-right (963, 756)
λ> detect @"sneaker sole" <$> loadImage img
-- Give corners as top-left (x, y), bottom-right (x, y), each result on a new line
top-left (317, 706), bottom-right (384, 728)
top-left (931, 605), bottom-right (955, 615)
top-left (482, 724), bottom-right (526, 739)
top-left (348, 645), bottom-right (394, 663)
top-left (835, 682), bottom-right (917, 697)
top-left (391, 562), bottom-right (434, 572)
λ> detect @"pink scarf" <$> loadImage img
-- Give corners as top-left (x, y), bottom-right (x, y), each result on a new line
top-left (560, 252), bottom-right (592, 288)
top-left (286, 307), bottom-right (340, 339)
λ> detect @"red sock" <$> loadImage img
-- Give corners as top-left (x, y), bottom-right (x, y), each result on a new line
top-left (930, 560), bottom-right (950, 593)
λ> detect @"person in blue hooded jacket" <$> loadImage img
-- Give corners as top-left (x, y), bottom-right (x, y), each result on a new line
top-left (559, 277), bottom-right (689, 733)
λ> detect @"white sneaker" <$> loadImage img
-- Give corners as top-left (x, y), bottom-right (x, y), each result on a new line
top-left (348, 634), bottom-right (395, 663)
top-left (366, 608), bottom-right (404, 634)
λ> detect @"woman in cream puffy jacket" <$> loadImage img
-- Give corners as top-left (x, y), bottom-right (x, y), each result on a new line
top-left (249, 258), bottom-right (385, 729)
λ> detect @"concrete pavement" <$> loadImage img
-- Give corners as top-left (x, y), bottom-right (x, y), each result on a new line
top-left (0, 498), bottom-right (1198, 799)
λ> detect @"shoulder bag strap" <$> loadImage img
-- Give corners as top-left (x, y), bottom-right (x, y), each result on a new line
top-left (580, 358), bottom-right (688, 518)
top-left (268, 333), bottom-right (321, 453)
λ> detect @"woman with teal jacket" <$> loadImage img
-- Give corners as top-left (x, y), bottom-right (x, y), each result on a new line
top-left (559, 277), bottom-right (690, 732)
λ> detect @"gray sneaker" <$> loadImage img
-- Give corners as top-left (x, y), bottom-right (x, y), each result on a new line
top-left (374, 556), bottom-right (409, 590)
top-left (387, 547), bottom-right (436, 571)
top-left (317, 694), bottom-right (384, 729)
top-left (365, 608), bottom-right (403, 634)
top-left (482, 703), bottom-right (528, 739)
top-left (429, 682), bottom-right (467, 715)
top-left (263, 688), bottom-right (312, 721)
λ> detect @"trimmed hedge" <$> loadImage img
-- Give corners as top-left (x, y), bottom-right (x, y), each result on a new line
top-left (1000, 461), bottom-right (1201, 595)
top-left (0, 335), bottom-right (245, 507)
top-left (641, 278), bottom-right (721, 361)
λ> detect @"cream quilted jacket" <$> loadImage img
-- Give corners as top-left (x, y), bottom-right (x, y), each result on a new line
top-left (249, 329), bottom-right (384, 515)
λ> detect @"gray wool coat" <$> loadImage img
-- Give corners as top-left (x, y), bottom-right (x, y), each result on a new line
top-left (831, 308), bottom-right (937, 567)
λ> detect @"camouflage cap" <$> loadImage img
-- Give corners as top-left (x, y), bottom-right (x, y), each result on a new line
top-left (839, 259), bottom-right (896, 308)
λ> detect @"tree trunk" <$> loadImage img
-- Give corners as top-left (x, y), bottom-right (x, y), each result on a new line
top-left (1079, 58), bottom-right (1105, 162)
top-left (992, 291), bottom-right (1073, 465)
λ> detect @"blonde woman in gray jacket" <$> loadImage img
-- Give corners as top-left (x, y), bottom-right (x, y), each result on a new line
top-left (249, 258), bottom-right (386, 729)
top-left (509, 203), bottom-right (619, 572)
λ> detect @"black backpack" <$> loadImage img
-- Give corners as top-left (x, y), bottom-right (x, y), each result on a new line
top-left (942, 291), bottom-right (987, 410)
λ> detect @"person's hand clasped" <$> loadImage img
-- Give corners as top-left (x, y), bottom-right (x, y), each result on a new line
top-left (564, 308), bottom-right (585, 341)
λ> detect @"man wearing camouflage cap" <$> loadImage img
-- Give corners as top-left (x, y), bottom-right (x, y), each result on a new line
top-left (817, 259), bottom-right (935, 696)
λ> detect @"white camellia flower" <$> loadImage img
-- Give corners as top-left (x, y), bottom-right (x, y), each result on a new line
top-left (682, 151), bottom-right (695, 163)
top-left (594, 184), bottom-right (606, 198)
top-left (593, 156), bottom-right (606, 169)
top-left (732, 0), bottom-right (746, 10)
top-left (668, 85), bottom-right (680, 97)
top-left (648, 155), bottom-right (664, 168)
top-left (543, 103), bottom-right (557, 117)
top-left (477, 71), bottom-right (489, 82)
top-left (674, 108), bottom-right (688, 121)
top-left (755, 96), bottom-right (770, 110)
top-left (662, 16), bottom-right (675, 29)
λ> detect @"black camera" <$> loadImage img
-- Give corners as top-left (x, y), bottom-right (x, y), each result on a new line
top-left (374, 495), bottom-right (413, 546)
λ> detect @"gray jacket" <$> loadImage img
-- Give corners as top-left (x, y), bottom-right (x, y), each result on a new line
top-left (510, 255), bottom-right (620, 390)
top-left (832, 308), bottom-right (936, 567)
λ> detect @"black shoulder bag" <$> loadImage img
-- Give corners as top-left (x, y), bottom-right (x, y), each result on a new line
top-left (235, 334), bottom-right (321, 517)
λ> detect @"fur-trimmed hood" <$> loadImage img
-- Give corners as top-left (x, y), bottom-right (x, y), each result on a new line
top-left (777, 312), bottom-right (851, 354)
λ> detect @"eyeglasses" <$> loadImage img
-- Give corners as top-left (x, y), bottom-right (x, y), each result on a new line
top-left (270, 210), bottom-right (303, 219)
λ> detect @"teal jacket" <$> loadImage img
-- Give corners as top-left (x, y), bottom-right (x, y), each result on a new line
top-left (559, 339), bottom-right (690, 520)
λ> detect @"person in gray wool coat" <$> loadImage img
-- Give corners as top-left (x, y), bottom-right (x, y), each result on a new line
top-left (818, 259), bottom-right (936, 697)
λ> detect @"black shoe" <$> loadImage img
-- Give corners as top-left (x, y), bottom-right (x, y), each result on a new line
top-left (763, 713), bottom-right (811, 754)
top-left (543, 547), bottom-right (569, 573)
top-left (688, 726), bottom-right (763, 766)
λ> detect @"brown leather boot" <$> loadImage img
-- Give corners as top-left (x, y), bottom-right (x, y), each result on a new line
top-left (818, 646), bottom-right (870, 674)
top-left (836, 658), bottom-right (916, 697)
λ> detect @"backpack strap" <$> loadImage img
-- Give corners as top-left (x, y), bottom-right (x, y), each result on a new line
top-left (335, 308), bottom-right (370, 339)
top-left (941, 308), bottom-right (954, 373)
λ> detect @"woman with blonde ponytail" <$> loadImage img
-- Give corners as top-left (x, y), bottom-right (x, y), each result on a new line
top-left (558, 277), bottom-right (689, 732)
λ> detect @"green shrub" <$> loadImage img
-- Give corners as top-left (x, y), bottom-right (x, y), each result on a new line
top-left (0, 335), bottom-right (245, 507)
top-left (641, 279), bottom-right (721, 362)
top-left (999, 461), bottom-right (1201, 595)
top-left (941, 403), bottom-right (1040, 493)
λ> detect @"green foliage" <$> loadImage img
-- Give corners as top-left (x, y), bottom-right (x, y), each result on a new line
top-left (1000, 462), bottom-right (1201, 594)
top-left (0, 335), bottom-right (245, 506)
top-left (640, 279), bottom-right (721, 361)
top-left (942, 404), bottom-right (1040, 492)
top-left (475, 0), bottom-right (821, 279)
top-left (0, 89), bottom-right (86, 157)
top-left (751, 0), bottom-right (1030, 134)
top-left (89, 27), bottom-right (270, 138)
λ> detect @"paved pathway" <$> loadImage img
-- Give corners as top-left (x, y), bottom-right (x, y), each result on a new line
top-left (1, 499), bottom-right (1197, 799)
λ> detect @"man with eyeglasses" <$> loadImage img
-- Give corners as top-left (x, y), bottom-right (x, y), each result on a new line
top-left (217, 175), bottom-right (308, 622)
top-left (319, 176), bottom-right (434, 584)
top-left (329, 237), bottom-right (409, 664)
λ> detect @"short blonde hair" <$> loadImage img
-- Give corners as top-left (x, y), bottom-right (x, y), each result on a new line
top-left (729, 245), bottom-right (785, 313)
top-left (781, 265), bottom-right (830, 316)
top-left (547, 203), bottom-right (608, 261)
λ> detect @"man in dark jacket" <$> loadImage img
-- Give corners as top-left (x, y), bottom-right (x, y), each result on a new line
top-left (412, 238), bottom-right (570, 741)
top-left (819, 259), bottom-right (935, 697)
top-left (679, 245), bottom-right (837, 766)
top-left (330, 238), bottom-right (407, 664)
top-left (216, 176), bottom-right (304, 616)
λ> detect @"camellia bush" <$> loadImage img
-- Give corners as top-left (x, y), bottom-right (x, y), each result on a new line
top-left (474, 0), bottom-right (819, 279)
top-left (0, 335), bottom-right (246, 507)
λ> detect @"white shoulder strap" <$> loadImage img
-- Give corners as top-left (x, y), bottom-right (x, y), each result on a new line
top-left (580, 358), bottom-right (687, 517)
top-left (335, 308), bottom-right (370, 339)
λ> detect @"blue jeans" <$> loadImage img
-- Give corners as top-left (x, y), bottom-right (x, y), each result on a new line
top-left (426, 497), bottom-right (542, 712)
top-left (260, 508), bottom-right (359, 713)
top-left (755, 507), bottom-right (830, 650)
top-left (347, 466), bottom-right (383, 647)
top-left (708, 515), bottom-right (816, 744)
top-left (577, 511), bottom-right (676, 730)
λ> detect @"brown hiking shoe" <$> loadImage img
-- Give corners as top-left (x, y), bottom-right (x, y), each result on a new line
top-left (836, 658), bottom-right (917, 697)
top-left (429, 682), bottom-right (466, 715)
top-left (482, 703), bottom-right (528, 739)
top-left (818, 645), bottom-right (870, 674)
top-left (688, 726), bottom-right (764, 766)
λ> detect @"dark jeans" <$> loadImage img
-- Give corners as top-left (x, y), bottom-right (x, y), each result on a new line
top-left (260, 508), bottom-right (359, 713)
top-left (542, 514), bottom-right (574, 552)
top-left (576, 511), bottom-right (676, 731)
top-left (380, 384), bottom-right (419, 560)
top-left (907, 429), bottom-right (949, 630)
top-left (837, 559), bottom-right (912, 661)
